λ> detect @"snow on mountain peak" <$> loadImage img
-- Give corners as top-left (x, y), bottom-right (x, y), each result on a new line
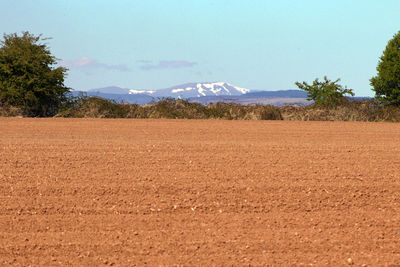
top-left (129, 89), bottom-right (156, 95)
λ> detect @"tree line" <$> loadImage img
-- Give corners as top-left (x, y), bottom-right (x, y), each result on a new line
top-left (1, 31), bottom-right (400, 117)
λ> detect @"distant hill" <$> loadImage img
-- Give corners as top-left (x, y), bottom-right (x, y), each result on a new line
top-left (88, 86), bottom-right (131, 95)
top-left (72, 91), bottom-right (155, 105)
top-left (185, 89), bottom-right (308, 105)
top-left (188, 95), bottom-right (307, 106)
top-left (243, 90), bottom-right (308, 98)
top-left (84, 82), bottom-right (313, 105)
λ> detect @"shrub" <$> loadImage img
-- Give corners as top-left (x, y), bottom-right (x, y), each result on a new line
top-left (56, 96), bottom-right (131, 118)
top-left (295, 76), bottom-right (354, 108)
top-left (0, 32), bottom-right (69, 116)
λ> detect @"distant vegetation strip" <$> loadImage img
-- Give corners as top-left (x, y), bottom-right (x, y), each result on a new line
top-left (2, 96), bottom-right (400, 122)
top-left (56, 97), bottom-right (284, 120)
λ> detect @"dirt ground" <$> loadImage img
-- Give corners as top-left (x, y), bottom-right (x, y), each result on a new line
top-left (1, 118), bottom-right (400, 266)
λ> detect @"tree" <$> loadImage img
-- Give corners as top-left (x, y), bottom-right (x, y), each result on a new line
top-left (370, 31), bottom-right (400, 106)
top-left (0, 32), bottom-right (69, 116)
top-left (295, 76), bottom-right (354, 107)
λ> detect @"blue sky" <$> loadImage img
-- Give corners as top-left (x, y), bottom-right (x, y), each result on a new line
top-left (1, 0), bottom-right (399, 96)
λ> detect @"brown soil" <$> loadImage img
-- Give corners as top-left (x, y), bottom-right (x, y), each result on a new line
top-left (1, 118), bottom-right (400, 266)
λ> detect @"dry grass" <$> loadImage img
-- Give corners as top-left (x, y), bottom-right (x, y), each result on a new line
top-left (56, 97), bottom-right (283, 120)
top-left (4, 96), bottom-right (400, 122)
top-left (280, 101), bottom-right (400, 122)
top-left (0, 105), bottom-right (24, 117)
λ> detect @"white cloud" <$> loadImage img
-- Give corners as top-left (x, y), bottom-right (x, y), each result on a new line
top-left (60, 56), bottom-right (129, 71)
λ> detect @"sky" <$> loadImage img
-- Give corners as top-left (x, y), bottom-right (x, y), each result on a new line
top-left (1, 0), bottom-right (400, 96)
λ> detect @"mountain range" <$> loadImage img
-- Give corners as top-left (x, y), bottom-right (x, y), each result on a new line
top-left (88, 82), bottom-right (250, 98)
top-left (74, 82), bottom-right (310, 105)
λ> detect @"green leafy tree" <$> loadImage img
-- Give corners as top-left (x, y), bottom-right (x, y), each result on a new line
top-left (0, 32), bottom-right (69, 116)
top-left (295, 76), bottom-right (354, 107)
top-left (370, 31), bottom-right (400, 105)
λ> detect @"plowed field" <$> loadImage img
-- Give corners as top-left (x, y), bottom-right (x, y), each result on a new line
top-left (1, 118), bottom-right (400, 265)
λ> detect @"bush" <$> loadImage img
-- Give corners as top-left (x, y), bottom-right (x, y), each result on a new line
top-left (0, 32), bottom-right (69, 116)
top-left (56, 96), bottom-right (131, 118)
top-left (147, 98), bottom-right (210, 119)
top-left (295, 76), bottom-right (354, 108)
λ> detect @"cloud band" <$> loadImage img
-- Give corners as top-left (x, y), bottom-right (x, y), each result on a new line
top-left (60, 56), bottom-right (129, 71)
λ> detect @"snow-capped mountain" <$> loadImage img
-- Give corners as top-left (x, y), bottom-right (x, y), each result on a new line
top-left (80, 84), bottom-right (311, 106)
top-left (134, 82), bottom-right (250, 98)
top-left (89, 82), bottom-right (250, 98)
